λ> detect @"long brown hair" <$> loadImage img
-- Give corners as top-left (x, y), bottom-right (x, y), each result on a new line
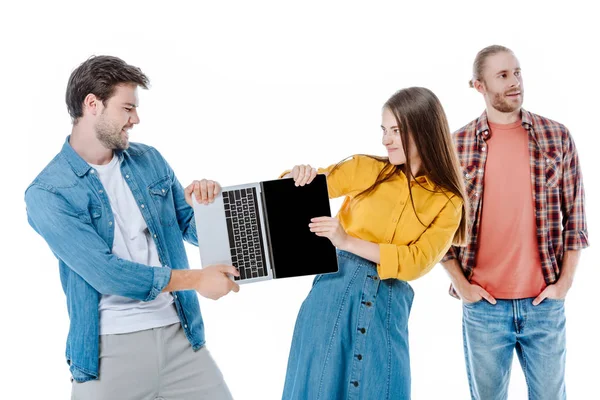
top-left (330, 87), bottom-right (468, 246)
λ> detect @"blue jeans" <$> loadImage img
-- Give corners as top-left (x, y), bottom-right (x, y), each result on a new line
top-left (462, 298), bottom-right (566, 400)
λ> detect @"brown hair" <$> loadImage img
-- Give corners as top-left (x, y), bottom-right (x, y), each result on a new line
top-left (66, 55), bottom-right (150, 123)
top-left (469, 45), bottom-right (513, 88)
top-left (330, 87), bottom-right (468, 246)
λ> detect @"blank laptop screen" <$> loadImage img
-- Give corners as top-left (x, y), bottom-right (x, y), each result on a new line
top-left (261, 174), bottom-right (338, 279)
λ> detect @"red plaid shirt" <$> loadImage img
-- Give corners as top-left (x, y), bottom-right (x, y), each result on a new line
top-left (443, 109), bottom-right (589, 296)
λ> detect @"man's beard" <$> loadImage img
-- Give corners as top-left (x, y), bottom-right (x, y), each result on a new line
top-left (489, 88), bottom-right (523, 113)
top-left (95, 113), bottom-right (128, 150)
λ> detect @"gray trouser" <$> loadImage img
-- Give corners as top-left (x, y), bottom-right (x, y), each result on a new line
top-left (71, 323), bottom-right (233, 400)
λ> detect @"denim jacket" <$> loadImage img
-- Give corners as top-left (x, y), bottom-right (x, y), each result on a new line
top-left (25, 137), bottom-right (205, 382)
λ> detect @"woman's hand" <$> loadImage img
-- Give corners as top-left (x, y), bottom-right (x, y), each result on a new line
top-left (309, 216), bottom-right (349, 249)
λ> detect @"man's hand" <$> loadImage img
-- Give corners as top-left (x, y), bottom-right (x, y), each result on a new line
top-left (195, 265), bottom-right (240, 300)
top-left (185, 179), bottom-right (221, 206)
top-left (456, 282), bottom-right (497, 305)
top-left (532, 282), bottom-right (569, 306)
top-left (309, 216), bottom-right (349, 249)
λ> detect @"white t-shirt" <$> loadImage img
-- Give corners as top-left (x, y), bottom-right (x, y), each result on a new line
top-left (89, 155), bottom-right (180, 335)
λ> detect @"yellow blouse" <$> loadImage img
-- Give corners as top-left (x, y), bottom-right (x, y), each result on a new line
top-left (318, 155), bottom-right (463, 281)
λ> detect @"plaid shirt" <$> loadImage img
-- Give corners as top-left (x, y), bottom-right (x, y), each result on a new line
top-left (443, 109), bottom-right (589, 296)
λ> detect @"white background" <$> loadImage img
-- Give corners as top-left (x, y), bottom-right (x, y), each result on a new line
top-left (1, 1), bottom-right (598, 399)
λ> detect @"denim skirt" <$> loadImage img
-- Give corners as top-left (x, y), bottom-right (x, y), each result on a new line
top-left (282, 250), bottom-right (415, 400)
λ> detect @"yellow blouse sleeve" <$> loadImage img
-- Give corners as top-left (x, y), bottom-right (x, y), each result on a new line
top-left (279, 156), bottom-right (384, 199)
top-left (377, 196), bottom-right (463, 281)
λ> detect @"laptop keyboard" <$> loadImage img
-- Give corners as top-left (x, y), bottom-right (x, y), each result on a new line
top-left (222, 188), bottom-right (268, 281)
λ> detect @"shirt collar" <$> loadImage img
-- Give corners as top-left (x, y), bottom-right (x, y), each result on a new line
top-left (60, 135), bottom-right (125, 177)
top-left (398, 169), bottom-right (435, 189)
top-left (414, 175), bottom-right (434, 188)
top-left (475, 108), bottom-right (533, 140)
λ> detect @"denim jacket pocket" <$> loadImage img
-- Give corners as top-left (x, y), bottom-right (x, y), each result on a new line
top-left (77, 205), bottom-right (103, 231)
top-left (148, 176), bottom-right (176, 226)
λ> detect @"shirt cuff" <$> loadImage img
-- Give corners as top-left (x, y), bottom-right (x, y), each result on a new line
top-left (448, 284), bottom-right (461, 299)
top-left (563, 229), bottom-right (590, 251)
top-left (187, 214), bottom-right (197, 236)
top-left (441, 247), bottom-right (457, 262)
top-left (377, 243), bottom-right (398, 280)
top-left (145, 265), bottom-right (173, 301)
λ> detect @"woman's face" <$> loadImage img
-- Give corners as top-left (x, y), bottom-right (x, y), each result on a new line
top-left (381, 107), bottom-right (407, 166)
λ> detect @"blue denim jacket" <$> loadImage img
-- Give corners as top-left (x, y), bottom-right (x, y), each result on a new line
top-left (25, 137), bottom-right (205, 382)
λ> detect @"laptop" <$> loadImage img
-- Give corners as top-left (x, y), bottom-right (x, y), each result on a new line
top-left (192, 174), bottom-right (339, 284)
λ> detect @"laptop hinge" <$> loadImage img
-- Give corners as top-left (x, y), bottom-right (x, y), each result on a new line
top-left (259, 183), bottom-right (277, 279)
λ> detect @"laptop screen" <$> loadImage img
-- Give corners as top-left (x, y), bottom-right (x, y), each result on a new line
top-left (261, 174), bottom-right (339, 279)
